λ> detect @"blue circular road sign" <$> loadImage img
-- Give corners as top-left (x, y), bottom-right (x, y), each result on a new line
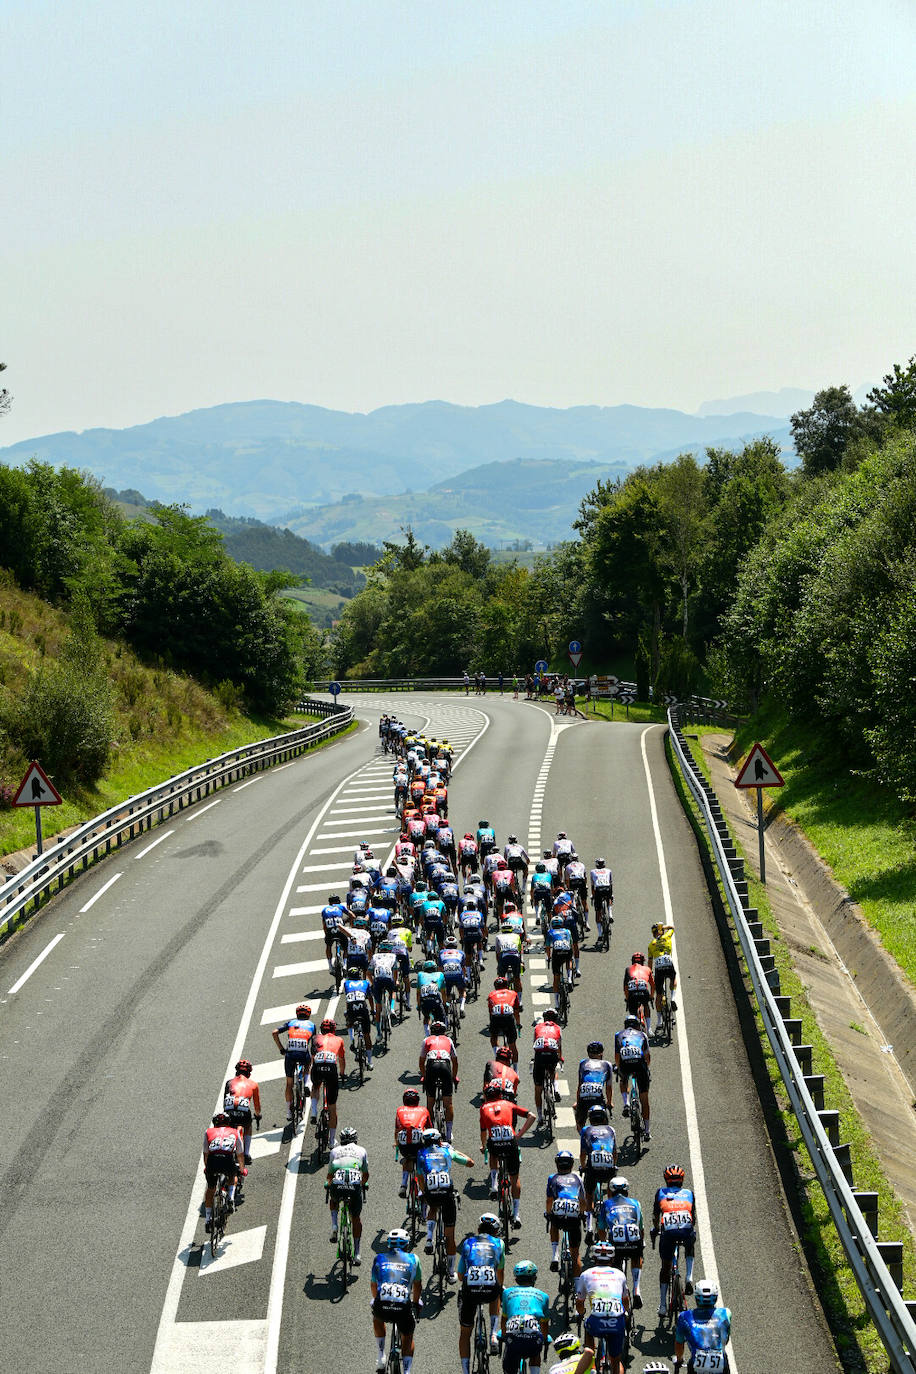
top-left (329, 681), bottom-right (342, 697)
top-left (568, 640), bottom-right (582, 654)
top-left (534, 659), bottom-right (549, 674)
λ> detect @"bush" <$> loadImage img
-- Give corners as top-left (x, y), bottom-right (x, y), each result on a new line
top-left (6, 663), bottom-right (115, 785)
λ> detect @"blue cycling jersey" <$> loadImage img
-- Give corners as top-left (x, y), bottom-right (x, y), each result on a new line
top-left (322, 903), bottom-right (347, 929)
top-left (417, 969), bottom-right (446, 998)
top-left (417, 1143), bottom-right (459, 1192)
top-left (457, 1232), bottom-right (505, 1281)
top-left (615, 1028), bottom-right (648, 1064)
top-left (674, 1305), bottom-right (732, 1352)
top-left (501, 1284), bottom-right (550, 1336)
top-left (439, 948), bottom-right (466, 977)
top-left (545, 926), bottom-right (573, 953)
top-left (598, 1195), bottom-right (643, 1242)
top-left (546, 1171), bottom-right (585, 1218)
top-left (580, 1122), bottom-right (617, 1167)
top-left (343, 977), bottom-right (371, 1006)
top-left (371, 1249), bottom-right (421, 1301)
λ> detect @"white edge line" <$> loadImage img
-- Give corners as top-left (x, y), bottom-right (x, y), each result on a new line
top-left (640, 725), bottom-right (738, 1371)
top-left (233, 778), bottom-right (263, 793)
top-left (79, 871), bottom-right (122, 913)
top-left (7, 931), bottom-right (66, 995)
top-left (134, 830), bottom-right (175, 861)
top-left (185, 798), bottom-right (222, 821)
top-left (150, 757), bottom-right (374, 1371)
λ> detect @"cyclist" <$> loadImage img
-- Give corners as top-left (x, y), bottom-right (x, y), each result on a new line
top-left (492, 858), bottom-right (518, 921)
top-left (596, 1176), bottom-right (644, 1309)
top-left (479, 1081), bottom-right (535, 1229)
top-left (343, 965), bottom-right (375, 1069)
top-left (337, 917), bottom-right (372, 977)
top-left (368, 899), bottom-right (393, 948)
top-left (482, 846), bottom-right (502, 898)
top-left (545, 1149), bottom-right (586, 1276)
top-left (223, 1058), bottom-right (262, 1164)
top-left (376, 866), bottom-right (401, 912)
top-left (564, 855), bottom-right (589, 931)
top-left (310, 1017), bottom-right (346, 1148)
top-left (589, 859), bottom-right (614, 928)
top-left (459, 832), bottom-right (480, 879)
top-left (484, 1045), bottom-right (521, 1101)
top-left (421, 887), bottom-right (449, 957)
top-left (530, 862), bottom-right (554, 927)
top-left (202, 1111), bottom-right (245, 1233)
top-left (370, 940), bottom-right (400, 1024)
top-left (457, 1213), bottom-right (506, 1372)
top-left (321, 893), bottom-right (350, 975)
top-left (395, 1087), bottom-right (432, 1198)
top-left (652, 1164), bottom-right (697, 1315)
top-left (371, 1229), bottom-right (422, 1374)
top-left (458, 894), bottom-right (486, 970)
top-left (419, 1019), bottom-right (459, 1142)
top-left (433, 778), bottom-right (448, 818)
top-left (531, 1008), bottom-right (563, 1129)
top-left (541, 849), bottom-right (561, 889)
top-left (545, 914), bottom-right (574, 1010)
top-left (272, 1002), bottom-right (316, 1122)
top-left (326, 1125), bottom-right (369, 1263)
top-left (393, 764), bottom-right (409, 815)
top-left (552, 831), bottom-right (577, 884)
top-left (416, 1125), bottom-right (474, 1279)
top-left (614, 1014), bottom-right (651, 1139)
top-left (575, 1040), bottom-right (614, 1129)
top-left (439, 934), bottom-right (469, 1017)
top-left (547, 1329), bottom-right (595, 1374)
top-left (437, 822), bottom-right (457, 871)
top-left (552, 890), bottom-right (582, 981)
top-left (487, 974), bottom-right (522, 1064)
top-left (494, 920), bottom-right (524, 1002)
top-left (674, 1279), bottom-right (731, 1370)
top-left (574, 1241), bottom-right (629, 1374)
top-left (417, 958), bottom-right (447, 1033)
top-left (499, 1259), bottom-right (550, 1373)
top-left (623, 952), bottom-right (654, 1031)
top-left (409, 878), bottom-right (429, 932)
top-left (504, 834), bottom-right (530, 888)
top-left (579, 1106), bottom-right (618, 1239)
top-left (387, 918), bottom-right (414, 1009)
top-left (648, 922), bottom-right (677, 1033)
top-left (477, 819), bottom-right (497, 858)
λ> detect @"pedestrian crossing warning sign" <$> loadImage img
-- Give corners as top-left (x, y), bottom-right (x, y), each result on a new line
top-left (734, 742), bottom-right (784, 789)
top-left (12, 760), bottom-right (63, 807)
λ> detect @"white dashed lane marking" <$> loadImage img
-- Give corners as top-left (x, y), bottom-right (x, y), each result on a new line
top-left (271, 957), bottom-right (328, 980)
top-left (79, 872), bottom-right (122, 913)
top-left (279, 930), bottom-right (324, 945)
top-left (134, 830), bottom-right (174, 860)
top-left (199, 1226), bottom-right (267, 1276)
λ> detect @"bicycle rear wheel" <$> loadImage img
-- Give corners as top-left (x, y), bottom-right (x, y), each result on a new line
top-left (542, 1079), bottom-right (556, 1140)
top-left (449, 992), bottom-right (461, 1044)
top-left (433, 1087), bottom-right (447, 1137)
top-left (338, 1200), bottom-right (353, 1283)
top-left (499, 1170), bottom-right (512, 1243)
top-left (472, 1305), bottom-right (491, 1373)
top-left (435, 1214), bottom-right (447, 1296)
top-left (559, 1234), bottom-right (572, 1323)
top-left (211, 1181), bottom-right (227, 1258)
top-left (630, 1084), bottom-right (643, 1153)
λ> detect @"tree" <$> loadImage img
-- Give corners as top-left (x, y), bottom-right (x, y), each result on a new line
top-left (655, 454), bottom-right (706, 637)
top-left (790, 386), bottom-right (861, 476)
top-left (440, 529), bottom-right (491, 579)
top-left (0, 362), bottom-right (10, 418)
top-left (867, 355), bottom-right (916, 430)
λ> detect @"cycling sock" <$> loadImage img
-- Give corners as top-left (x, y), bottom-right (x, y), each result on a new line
top-left (376, 1337), bottom-right (386, 1361)
top-left (490, 1170), bottom-right (497, 1191)
top-left (244, 1132), bottom-right (252, 1154)
top-left (686, 1256), bottom-right (694, 1282)
top-left (228, 1185), bottom-right (236, 1202)
top-left (551, 1241), bottom-right (559, 1262)
top-left (490, 1314), bottom-right (499, 1336)
top-left (633, 1267), bottom-right (641, 1293)
top-left (402, 1170), bottom-right (409, 1188)
top-left (330, 1210), bottom-right (338, 1229)
top-left (426, 1220), bottom-right (435, 1242)
top-left (585, 1211), bottom-right (593, 1233)
top-left (446, 1122), bottom-right (453, 1142)
top-left (205, 1207), bottom-right (212, 1219)
top-left (448, 1254), bottom-right (456, 1276)
top-left (403, 1358), bottom-right (413, 1374)
top-left (355, 1239), bottom-right (361, 1257)
top-left (462, 1360), bottom-right (471, 1374)
top-left (329, 1127), bottom-right (336, 1149)
top-left (513, 1198), bottom-right (520, 1220)
top-left (659, 1282), bottom-right (668, 1308)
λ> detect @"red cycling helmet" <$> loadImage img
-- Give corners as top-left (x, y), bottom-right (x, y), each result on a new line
top-left (484, 1081), bottom-right (505, 1100)
top-left (631, 951), bottom-right (645, 965)
top-left (321, 1017), bottom-right (337, 1033)
top-left (496, 857), bottom-right (508, 870)
top-left (494, 976), bottom-right (508, 989)
top-left (295, 1003), bottom-right (312, 1019)
top-left (235, 1059), bottom-right (253, 1077)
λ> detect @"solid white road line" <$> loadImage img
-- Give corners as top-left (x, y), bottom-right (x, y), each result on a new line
top-left (134, 830), bottom-right (175, 860)
top-left (233, 778), bottom-right (263, 793)
top-left (79, 872), bottom-right (122, 913)
top-left (640, 725), bottom-right (738, 1370)
top-left (7, 932), bottom-right (66, 996)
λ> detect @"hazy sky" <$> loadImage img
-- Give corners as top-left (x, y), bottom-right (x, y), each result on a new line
top-left (3, 0), bottom-right (915, 444)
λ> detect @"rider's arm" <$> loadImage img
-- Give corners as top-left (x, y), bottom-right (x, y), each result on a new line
top-left (252, 1084), bottom-right (262, 1115)
top-left (516, 1108), bottom-right (536, 1139)
top-left (452, 1148), bottom-right (475, 1167)
top-left (272, 1027), bottom-right (286, 1054)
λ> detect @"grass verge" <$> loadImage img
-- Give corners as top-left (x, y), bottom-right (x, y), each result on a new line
top-left (668, 731), bottom-right (916, 1372)
top-left (586, 699), bottom-right (668, 726)
top-left (733, 704), bottom-right (916, 991)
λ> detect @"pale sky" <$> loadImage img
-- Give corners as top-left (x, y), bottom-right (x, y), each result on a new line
top-left (2, 0), bottom-right (915, 445)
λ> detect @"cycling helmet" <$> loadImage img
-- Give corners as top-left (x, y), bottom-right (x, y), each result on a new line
top-left (664, 1164), bottom-right (686, 1185)
top-left (444, 935), bottom-right (459, 948)
top-left (386, 865), bottom-right (397, 876)
top-left (385, 1229), bottom-right (411, 1252)
top-left (235, 1059), bottom-right (253, 1077)
top-left (609, 1175), bottom-right (629, 1196)
top-left (591, 1241), bottom-right (615, 1262)
top-left (631, 951), bottom-right (645, 965)
top-left (423, 960), bottom-right (437, 972)
top-left (495, 1046), bottom-right (513, 1064)
top-left (513, 1260), bottom-right (538, 1284)
top-left (340, 1126), bottom-right (358, 1145)
top-left (554, 1150), bottom-right (575, 1170)
top-left (464, 832), bottom-right (474, 840)
top-left (484, 1081), bottom-right (505, 1100)
top-left (557, 831), bottom-right (567, 840)
top-left (587, 1040), bottom-right (604, 1058)
top-left (328, 894), bottom-right (341, 904)
top-left (494, 976), bottom-right (508, 989)
top-left (624, 1013), bottom-right (640, 1030)
top-left (212, 1112), bottom-right (231, 1127)
top-left (390, 915), bottom-right (403, 928)
top-left (415, 880), bottom-right (428, 892)
top-left (496, 857), bottom-right (508, 870)
top-left (651, 922), bottom-right (661, 936)
top-left (478, 820), bottom-right (489, 828)
top-left (588, 1105), bottom-right (609, 1125)
top-left (595, 857), bottom-right (606, 868)
top-left (541, 1008), bottom-right (559, 1023)
top-left (320, 1018), bottom-right (336, 1033)
top-left (352, 864), bottom-right (364, 875)
top-left (359, 841), bottom-right (370, 851)
top-left (543, 850), bottom-right (552, 859)
top-left (550, 914), bottom-right (565, 928)
top-left (295, 1004), bottom-right (312, 1019)
top-left (347, 966), bottom-right (361, 979)
top-left (403, 1089), bottom-right (420, 1105)
top-left (553, 1332), bottom-right (582, 1357)
top-left (421, 1127), bottom-right (441, 1145)
top-left (430, 1020), bottom-right (447, 1035)
top-left (535, 861), bottom-right (546, 873)
top-left (694, 1279), bottom-right (718, 1309)
top-left (478, 1213), bottom-right (502, 1237)
top-left (507, 833), bottom-right (517, 843)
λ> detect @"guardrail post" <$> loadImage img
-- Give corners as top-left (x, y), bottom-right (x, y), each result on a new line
top-left (774, 994), bottom-right (790, 1016)
top-left (877, 1241), bottom-right (904, 1292)
top-left (833, 1143), bottom-right (854, 1185)
top-left (906, 1299), bottom-right (916, 1324)
top-left (754, 937), bottom-right (771, 958)
top-left (818, 1109), bottom-right (840, 1146)
top-left (795, 1044), bottom-right (813, 1074)
top-left (851, 1191), bottom-right (879, 1237)
top-left (765, 966), bottom-right (782, 995)
top-left (804, 1074), bottom-right (825, 1110)
top-left (783, 1017), bottom-right (803, 1046)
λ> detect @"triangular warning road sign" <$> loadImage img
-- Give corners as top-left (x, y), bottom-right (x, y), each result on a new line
top-left (12, 760), bottom-right (63, 807)
top-left (734, 742), bottom-right (784, 789)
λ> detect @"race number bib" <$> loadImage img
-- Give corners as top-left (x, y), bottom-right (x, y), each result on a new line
top-left (314, 1050), bottom-right (337, 1066)
top-left (552, 1197), bottom-right (580, 1217)
top-left (579, 1080), bottom-right (602, 1098)
top-left (466, 1264), bottom-right (496, 1288)
top-left (662, 1208), bottom-right (693, 1230)
top-left (506, 1314), bottom-right (540, 1335)
top-left (378, 1282), bottom-right (409, 1305)
top-left (288, 1034), bottom-right (310, 1051)
top-left (610, 1221), bottom-right (641, 1244)
top-left (489, 1125), bottom-right (514, 1143)
top-left (427, 1048), bottom-right (451, 1061)
top-left (590, 1150), bottom-right (615, 1170)
top-left (533, 1036), bottom-right (556, 1051)
top-left (693, 1355), bottom-right (725, 1372)
top-left (337, 1168), bottom-right (362, 1187)
top-left (620, 1043), bottom-right (642, 1062)
top-left (425, 1170), bottom-right (452, 1192)
top-left (346, 990), bottom-right (365, 1004)
top-left (209, 1133), bottom-right (237, 1152)
top-left (590, 1295), bottom-right (623, 1317)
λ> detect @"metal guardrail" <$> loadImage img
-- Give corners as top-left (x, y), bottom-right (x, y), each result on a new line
top-left (667, 707), bottom-right (916, 1369)
top-left (0, 699), bottom-right (354, 943)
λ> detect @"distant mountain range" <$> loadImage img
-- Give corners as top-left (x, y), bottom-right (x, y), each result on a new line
top-left (697, 384), bottom-right (872, 418)
top-left (0, 398), bottom-right (792, 530)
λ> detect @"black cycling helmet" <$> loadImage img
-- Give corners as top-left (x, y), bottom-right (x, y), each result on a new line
top-left (403, 1088), bottom-right (420, 1106)
top-left (587, 1040), bottom-right (604, 1058)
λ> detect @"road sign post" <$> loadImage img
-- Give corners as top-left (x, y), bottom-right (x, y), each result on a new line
top-left (734, 742), bottom-right (785, 885)
top-left (12, 760), bottom-right (63, 856)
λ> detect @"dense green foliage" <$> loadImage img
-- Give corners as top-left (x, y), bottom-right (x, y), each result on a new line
top-left (205, 509), bottom-right (365, 595)
top-left (0, 461), bottom-right (317, 715)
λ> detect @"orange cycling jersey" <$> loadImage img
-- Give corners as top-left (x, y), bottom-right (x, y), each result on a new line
top-left (204, 1124), bottom-right (242, 1155)
top-left (485, 1063), bottom-right (520, 1098)
top-left (487, 988), bottom-right (519, 1019)
top-left (396, 1104), bottom-right (432, 1151)
top-left (224, 1075), bottom-right (262, 1115)
top-left (312, 1032), bottom-right (346, 1070)
top-left (624, 964), bottom-right (653, 993)
top-left (480, 1100), bottom-right (528, 1143)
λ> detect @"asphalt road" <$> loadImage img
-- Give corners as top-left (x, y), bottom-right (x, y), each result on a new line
top-left (0, 693), bottom-right (838, 1373)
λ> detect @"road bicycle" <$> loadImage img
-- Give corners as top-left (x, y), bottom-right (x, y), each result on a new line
top-left (405, 1167), bottom-right (424, 1247)
top-left (594, 894), bottom-right (613, 951)
top-left (431, 1204), bottom-right (449, 1296)
top-left (431, 1078), bottom-right (448, 1137)
top-left (557, 962), bottom-right (572, 1028)
top-left (210, 1173), bottom-right (231, 1258)
top-left (471, 1300), bottom-right (493, 1373)
top-left (291, 1062), bottom-right (309, 1134)
top-left (655, 970), bottom-right (676, 1045)
top-left (655, 1233), bottom-right (687, 1324)
top-left (335, 1187), bottom-right (361, 1284)
top-left (540, 1068), bottom-right (557, 1141)
top-left (496, 1329), bottom-right (550, 1374)
top-left (620, 1073), bottom-right (645, 1155)
top-left (467, 952), bottom-right (481, 1001)
top-left (383, 1317), bottom-right (406, 1374)
top-left (448, 986), bottom-right (462, 1044)
top-left (556, 1221), bottom-right (575, 1325)
top-left (313, 1084), bottom-right (331, 1163)
top-left (494, 1153), bottom-right (514, 1243)
top-left (377, 989), bottom-right (393, 1051)
top-left (352, 1021), bottom-right (369, 1085)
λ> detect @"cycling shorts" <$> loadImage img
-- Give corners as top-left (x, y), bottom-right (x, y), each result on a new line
top-left (502, 1332), bottom-right (543, 1374)
top-left (489, 1015), bottom-right (517, 1044)
top-left (373, 974), bottom-right (396, 997)
top-left (532, 1049), bottom-right (559, 1086)
top-left (659, 1228), bottom-right (695, 1261)
top-left (487, 1139), bottom-right (521, 1176)
top-left (496, 952), bottom-right (521, 980)
top-left (458, 1285), bottom-right (499, 1327)
top-left (550, 949), bottom-right (572, 976)
top-left (422, 1186), bottom-right (457, 1227)
top-left (583, 1314), bottom-right (625, 1351)
top-left (284, 1048), bottom-right (312, 1078)
top-left (424, 1062), bottom-right (454, 1099)
top-left (371, 1299), bottom-right (415, 1335)
top-left (420, 995), bottom-right (446, 1022)
top-left (310, 1063), bottom-right (341, 1106)
top-left (204, 1153), bottom-right (238, 1187)
top-left (346, 1004), bottom-right (372, 1032)
top-left (584, 1163), bottom-right (617, 1196)
top-left (460, 928), bottom-right (483, 949)
top-left (654, 960), bottom-right (676, 989)
top-left (625, 988), bottom-right (652, 1016)
top-left (346, 949), bottom-right (369, 970)
top-left (225, 1106), bottom-right (253, 1129)
top-left (328, 1181), bottom-right (364, 1216)
top-left (549, 1213), bottom-right (582, 1249)
top-left (618, 1060), bottom-right (650, 1095)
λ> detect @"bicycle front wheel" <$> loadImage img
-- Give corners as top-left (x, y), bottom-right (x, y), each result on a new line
top-left (338, 1201), bottom-right (352, 1283)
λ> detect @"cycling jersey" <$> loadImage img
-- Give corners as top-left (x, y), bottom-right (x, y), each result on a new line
top-left (580, 1124), bottom-right (617, 1176)
top-left (550, 1357), bottom-right (595, 1374)
top-left (575, 1264), bottom-right (627, 1335)
top-left (327, 1141), bottom-right (368, 1194)
top-left (532, 1020), bottom-right (563, 1055)
top-left (546, 1169), bottom-right (586, 1224)
top-left (204, 1123), bottom-right (242, 1160)
top-left (483, 1060), bottom-right (520, 1099)
top-left (479, 1100), bottom-right (528, 1150)
top-left (223, 1074), bottom-right (260, 1122)
top-left (590, 867), bottom-right (613, 892)
top-left (370, 951), bottom-right (398, 986)
top-left (577, 1057), bottom-right (613, 1103)
top-left (277, 1016), bottom-right (316, 1066)
top-left (321, 902), bottom-right (347, 935)
top-left (439, 947), bottom-right (467, 986)
top-left (598, 1195), bottom-right (643, 1251)
top-left (417, 1142), bottom-right (470, 1195)
top-left (565, 860), bottom-right (586, 887)
top-left (674, 1306), bottom-right (732, 1360)
top-left (421, 1033), bottom-right (455, 1070)
top-left (459, 908), bottom-right (485, 939)
top-left (368, 906), bottom-right (392, 940)
top-left (344, 929), bottom-right (372, 965)
top-left (459, 838), bottom-right (478, 861)
top-left (487, 987), bottom-right (519, 1022)
top-left (500, 1284), bottom-right (550, 1341)
top-left (504, 843), bottom-right (529, 868)
top-left (457, 1232), bottom-right (505, 1292)
top-left (376, 878), bottom-right (399, 908)
top-left (648, 929), bottom-right (674, 960)
top-left (530, 872), bottom-right (553, 902)
top-left (624, 963), bottom-right (653, 997)
top-left (343, 975), bottom-right (372, 1018)
top-left (422, 896), bottom-right (447, 929)
top-left (371, 1249), bottom-right (421, 1307)
top-left (545, 925), bottom-right (573, 956)
top-left (311, 1032), bottom-right (345, 1075)
top-left (477, 827), bottom-right (496, 851)
top-left (614, 1028), bottom-right (649, 1067)
top-left (654, 1185), bottom-right (696, 1238)
top-left (417, 969), bottom-right (446, 1004)
top-left (552, 838), bottom-right (576, 863)
top-left (395, 1104), bottom-right (431, 1157)
top-left (492, 869), bottom-right (516, 895)
top-left (495, 931), bottom-right (522, 960)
